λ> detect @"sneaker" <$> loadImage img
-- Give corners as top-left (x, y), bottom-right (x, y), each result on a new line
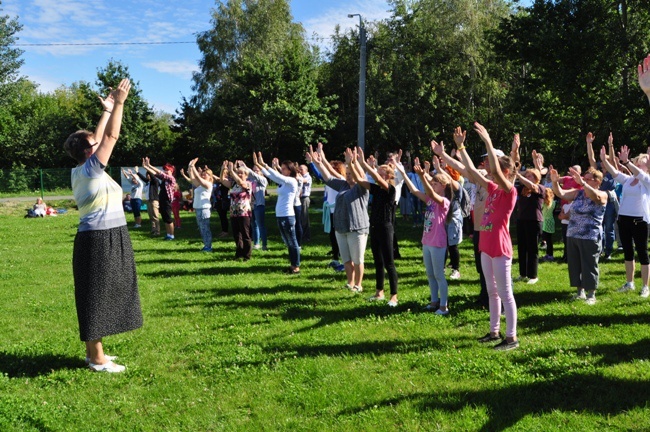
top-left (334, 264), bottom-right (345, 272)
top-left (351, 285), bottom-right (363, 293)
top-left (387, 300), bottom-right (398, 307)
top-left (435, 309), bottom-right (449, 316)
top-left (477, 332), bottom-right (503, 343)
top-left (201, 247), bottom-right (213, 252)
top-left (368, 295), bottom-right (386, 301)
top-left (449, 270), bottom-right (461, 280)
top-left (262, 246), bottom-right (268, 251)
top-left (345, 283), bottom-right (353, 290)
top-left (540, 255), bottom-right (554, 263)
top-left (253, 244), bottom-right (261, 250)
top-left (329, 260), bottom-right (341, 268)
top-left (423, 302), bottom-right (440, 312)
top-left (493, 339), bottom-right (519, 351)
top-left (617, 282), bottom-right (635, 292)
top-left (164, 235), bottom-right (174, 241)
top-left (527, 278), bottom-right (539, 285)
top-left (88, 361), bottom-right (126, 373)
top-left (133, 224), bottom-right (141, 228)
top-left (585, 296), bottom-right (597, 305)
top-left (574, 289), bottom-right (587, 301)
top-left (640, 286), bottom-right (649, 298)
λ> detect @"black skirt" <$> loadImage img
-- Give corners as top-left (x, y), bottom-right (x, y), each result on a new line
top-left (73, 225), bottom-right (143, 341)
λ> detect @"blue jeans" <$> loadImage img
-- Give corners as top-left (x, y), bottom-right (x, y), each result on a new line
top-left (423, 245), bottom-right (448, 306)
top-left (410, 194), bottom-right (422, 224)
top-left (602, 201), bottom-right (617, 256)
top-left (277, 216), bottom-right (300, 267)
top-left (195, 209), bottom-right (212, 249)
top-left (252, 205), bottom-right (267, 247)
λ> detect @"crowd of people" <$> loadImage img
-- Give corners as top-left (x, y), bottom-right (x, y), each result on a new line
top-left (63, 55), bottom-right (650, 373)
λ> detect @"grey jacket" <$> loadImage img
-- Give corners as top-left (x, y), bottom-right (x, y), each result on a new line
top-left (327, 179), bottom-right (369, 234)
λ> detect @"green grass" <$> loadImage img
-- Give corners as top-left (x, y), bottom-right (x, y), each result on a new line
top-left (0, 198), bottom-right (649, 431)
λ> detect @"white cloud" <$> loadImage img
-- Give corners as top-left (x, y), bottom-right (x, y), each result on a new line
top-left (301, 0), bottom-right (392, 44)
top-left (143, 60), bottom-right (197, 79)
top-left (26, 73), bottom-right (66, 93)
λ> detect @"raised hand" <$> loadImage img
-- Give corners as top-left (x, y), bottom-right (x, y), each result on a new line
top-left (272, 157), bottom-right (280, 168)
top-left (366, 154), bottom-right (376, 168)
top-left (599, 146), bottom-right (608, 162)
top-left (344, 148), bottom-right (353, 164)
top-left (473, 122), bottom-right (492, 146)
top-left (98, 91), bottom-right (115, 112)
top-left (568, 166), bottom-right (583, 186)
top-left (305, 151), bottom-right (312, 164)
top-left (619, 145), bottom-right (631, 163)
top-left (586, 132), bottom-right (595, 145)
top-left (111, 78), bottom-right (132, 105)
top-left (432, 155), bottom-right (442, 172)
top-left (453, 127), bottom-right (466, 148)
top-left (512, 133), bottom-right (520, 152)
top-left (548, 165), bottom-right (559, 183)
top-left (431, 140), bottom-right (444, 156)
top-left (638, 54), bottom-right (650, 97)
top-left (423, 160), bottom-right (431, 173)
top-left (608, 132), bottom-right (614, 147)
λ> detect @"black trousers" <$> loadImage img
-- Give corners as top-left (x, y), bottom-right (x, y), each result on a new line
top-left (473, 230), bottom-right (488, 306)
top-left (517, 220), bottom-right (542, 279)
top-left (542, 231), bottom-right (554, 256)
top-left (231, 216), bottom-right (252, 260)
top-left (329, 224), bottom-right (340, 260)
top-left (370, 224), bottom-right (398, 295)
top-left (618, 215), bottom-right (650, 264)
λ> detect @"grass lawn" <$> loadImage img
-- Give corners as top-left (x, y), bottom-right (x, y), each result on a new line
top-left (0, 198), bottom-right (649, 431)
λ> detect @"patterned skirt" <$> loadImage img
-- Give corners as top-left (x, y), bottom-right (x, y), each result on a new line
top-left (73, 225), bottom-right (143, 341)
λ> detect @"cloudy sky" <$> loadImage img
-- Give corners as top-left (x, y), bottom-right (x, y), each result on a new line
top-left (2, 0), bottom-right (392, 114)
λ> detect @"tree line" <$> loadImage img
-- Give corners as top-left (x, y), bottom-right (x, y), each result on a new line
top-left (1, 0), bottom-right (650, 172)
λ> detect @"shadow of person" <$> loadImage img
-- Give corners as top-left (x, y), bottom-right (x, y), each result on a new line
top-left (0, 352), bottom-right (83, 378)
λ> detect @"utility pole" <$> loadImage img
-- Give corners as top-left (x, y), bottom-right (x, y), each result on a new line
top-left (348, 14), bottom-right (366, 151)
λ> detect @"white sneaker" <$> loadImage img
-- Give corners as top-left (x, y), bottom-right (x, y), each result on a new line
top-left (585, 296), bottom-right (597, 305)
top-left (574, 289), bottom-right (586, 301)
top-left (450, 270), bottom-right (461, 280)
top-left (640, 286), bottom-right (650, 298)
top-left (527, 278), bottom-right (539, 285)
top-left (88, 361), bottom-right (125, 373)
top-left (351, 285), bottom-right (363, 293)
top-left (133, 224), bottom-right (141, 228)
top-left (253, 244), bottom-right (261, 250)
top-left (435, 309), bottom-right (449, 316)
top-left (387, 300), bottom-right (398, 307)
top-left (618, 282), bottom-right (635, 292)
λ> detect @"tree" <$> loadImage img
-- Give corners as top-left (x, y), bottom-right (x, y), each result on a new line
top-left (0, 3), bottom-right (24, 100)
top-left (183, 0), bottom-right (336, 162)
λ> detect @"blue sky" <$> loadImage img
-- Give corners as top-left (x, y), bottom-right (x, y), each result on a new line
top-left (3, 0), bottom-right (392, 114)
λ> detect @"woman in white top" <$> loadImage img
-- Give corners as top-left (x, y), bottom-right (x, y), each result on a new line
top-left (186, 158), bottom-right (214, 252)
top-left (600, 144), bottom-right (650, 297)
top-left (253, 152), bottom-right (301, 274)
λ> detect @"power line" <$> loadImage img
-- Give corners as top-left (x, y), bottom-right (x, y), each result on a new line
top-left (12, 41), bottom-right (196, 47)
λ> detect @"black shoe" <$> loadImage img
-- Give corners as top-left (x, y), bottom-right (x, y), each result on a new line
top-left (493, 339), bottom-right (519, 351)
top-left (477, 332), bottom-right (503, 343)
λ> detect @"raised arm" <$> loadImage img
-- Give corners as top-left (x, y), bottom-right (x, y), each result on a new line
top-left (586, 132), bottom-right (597, 169)
top-left (92, 91), bottom-right (114, 146)
top-left (474, 122), bottom-right (513, 192)
top-left (396, 160), bottom-right (427, 203)
top-left (570, 167), bottom-right (607, 205)
top-left (549, 166), bottom-right (579, 202)
top-left (417, 161), bottom-right (445, 204)
top-left (599, 146), bottom-right (620, 177)
top-left (308, 145), bottom-right (332, 182)
top-left (515, 172), bottom-right (540, 194)
top-left (357, 147), bottom-right (389, 191)
top-left (638, 54), bottom-right (650, 105)
top-left (432, 155), bottom-right (460, 192)
top-left (142, 157), bottom-right (161, 176)
top-left (345, 148), bottom-right (368, 188)
top-left (190, 159), bottom-right (213, 189)
top-left (510, 133), bottom-right (521, 167)
top-left (220, 160), bottom-right (234, 188)
top-left (94, 79), bottom-right (131, 166)
top-left (453, 127), bottom-right (489, 190)
top-left (317, 143), bottom-right (345, 180)
top-left (617, 145), bottom-right (642, 177)
top-left (180, 168), bottom-right (192, 184)
top-left (431, 139), bottom-right (472, 181)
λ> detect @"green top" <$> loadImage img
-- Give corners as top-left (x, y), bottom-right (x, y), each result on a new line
top-left (542, 200), bottom-right (556, 233)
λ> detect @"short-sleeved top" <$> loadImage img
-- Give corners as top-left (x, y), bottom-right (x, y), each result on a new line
top-left (194, 185), bottom-right (212, 210)
top-left (517, 184), bottom-right (546, 222)
top-left (567, 190), bottom-right (606, 241)
top-left (369, 183), bottom-right (396, 227)
top-left (422, 197), bottom-right (450, 248)
top-left (229, 183), bottom-right (252, 217)
top-left (542, 200), bottom-right (556, 233)
top-left (130, 176), bottom-right (144, 200)
top-left (479, 181), bottom-right (517, 258)
top-left (71, 154), bottom-right (127, 232)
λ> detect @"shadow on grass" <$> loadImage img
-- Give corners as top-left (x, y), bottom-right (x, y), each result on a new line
top-left (526, 338), bottom-right (650, 367)
top-left (338, 374), bottom-right (650, 431)
top-left (0, 352), bottom-right (82, 378)
top-left (520, 310), bottom-right (650, 335)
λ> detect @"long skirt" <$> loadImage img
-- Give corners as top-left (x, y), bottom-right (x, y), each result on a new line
top-left (73, 225), bottom-right (143, 341)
